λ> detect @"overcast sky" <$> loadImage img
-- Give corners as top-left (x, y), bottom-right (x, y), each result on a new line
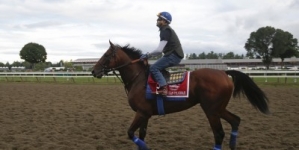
top-left (1, 0), bottom-right (299, 63)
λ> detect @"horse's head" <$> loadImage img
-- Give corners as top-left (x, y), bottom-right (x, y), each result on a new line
top-left (92, 41), bottom-right (120, 78)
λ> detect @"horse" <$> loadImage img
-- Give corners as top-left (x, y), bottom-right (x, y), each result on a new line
top-left (91, 41), bottom-right (270, 150)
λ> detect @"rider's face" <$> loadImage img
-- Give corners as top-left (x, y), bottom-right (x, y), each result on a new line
top-left (156, 17), bottom-right (165, 27)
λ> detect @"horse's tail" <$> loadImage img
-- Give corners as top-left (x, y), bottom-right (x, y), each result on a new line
top-left (225, 70), bottom-right (270, 114)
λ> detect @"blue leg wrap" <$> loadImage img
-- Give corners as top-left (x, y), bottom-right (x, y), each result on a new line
top-left (132, 136), bottom-right (148, 149)
top-left (213, 144), bottom-right (221, 150)
top-left (230, 130), bottom-right (238, 146)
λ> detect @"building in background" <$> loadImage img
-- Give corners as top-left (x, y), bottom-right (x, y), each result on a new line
top-left (72, 57), bottom-right (299, 71)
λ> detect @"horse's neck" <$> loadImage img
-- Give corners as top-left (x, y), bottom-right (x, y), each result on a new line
top-left (118, 63), bottom-right (147, 91)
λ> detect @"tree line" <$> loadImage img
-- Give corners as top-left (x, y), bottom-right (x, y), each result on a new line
top-left (1, 26), bottom-right (298, 70)
top-left (0, 60), bottom-right (79, 71)
top-left (185, 51), bottom-right (245, 59)
top-left (186, 26), bottom-right (299, 68)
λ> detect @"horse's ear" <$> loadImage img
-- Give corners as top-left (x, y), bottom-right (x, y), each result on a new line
top-left (109, 40), bottom-right (114, 47)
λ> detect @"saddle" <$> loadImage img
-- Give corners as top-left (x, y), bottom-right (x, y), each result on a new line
top-left (154, 70), bottom-right (185, 84)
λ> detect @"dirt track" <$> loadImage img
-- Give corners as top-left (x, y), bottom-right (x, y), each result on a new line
top-left (0, 83), bottom-right (299, 150)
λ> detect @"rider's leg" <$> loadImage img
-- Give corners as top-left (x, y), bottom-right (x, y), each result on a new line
top-left (150, 53), bottom-right (182, 86)
top-left (150, 53), bottom-right (182, 95)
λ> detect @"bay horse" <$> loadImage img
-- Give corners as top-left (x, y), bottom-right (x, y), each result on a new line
top-left (91, 41), bottom-right (270, 150)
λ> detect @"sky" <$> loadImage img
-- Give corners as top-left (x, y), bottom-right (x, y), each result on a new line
top-left (1, 0), bottom-right (299, 63)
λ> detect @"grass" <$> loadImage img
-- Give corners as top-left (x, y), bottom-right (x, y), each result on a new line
top-left (251, 77), bottom-right (298, 84)
top-left (250, 77), bottom-right (299, 87)
top-left (0, 76), bottom-right (122, 84)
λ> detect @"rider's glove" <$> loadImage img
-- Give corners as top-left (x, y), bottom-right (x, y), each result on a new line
top-left (140, 53), bottom-right (151, 61)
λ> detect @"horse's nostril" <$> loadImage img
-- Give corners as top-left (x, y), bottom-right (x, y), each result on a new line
top-left (91, 70), bottom-right (94, 74)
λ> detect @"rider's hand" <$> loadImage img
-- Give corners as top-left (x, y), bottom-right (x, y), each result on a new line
top-left (140, 53), bottom-right (150, 61)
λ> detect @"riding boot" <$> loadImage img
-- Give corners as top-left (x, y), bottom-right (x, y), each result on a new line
top-left (157, 85), bottom-right (168, 96)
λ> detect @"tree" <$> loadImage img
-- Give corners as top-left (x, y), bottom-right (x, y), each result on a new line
top-left (5, 62), bottom-right (11, 70)
top-left (11, 61), bottom-right (23, 67)
top-left (246, 51), bottom-right (255, 59)
top-left (234, 54), bottom-right (243, 59)
top-left (0, 62), bottom-right (5, 67)
top-left (52, 60), bottom-right (64, 67)
top-left (245, 26), bottom-right (276, 69)
top-left (21, 61), bottom-right (32, 69)
top-left (198, 52), bottom-right (206, 59)
top-left (218, 53), bottom-right (224, 59)
top-left (20, 42), bottom-right (47, 69)
top-left (271, 29), bottom-right (299, 68)
top-left (74, 66), bottom-right (83, 71)
top-left (34, 62), bottom-right (49, 71)
top-left (187, 53), bottom-right (198, 59)
top-left (223, 52), bottom-right (235, 59)
top-left (206, 51), bottom-right (218, 59)
top-left (64, 60), bottom-right (74, 69)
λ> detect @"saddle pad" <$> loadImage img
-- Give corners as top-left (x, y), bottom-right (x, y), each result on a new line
top-left (147, 71), bottom-right (190, 98)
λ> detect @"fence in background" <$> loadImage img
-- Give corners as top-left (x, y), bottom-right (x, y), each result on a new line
top-left (0, 70), bottom-right (298, 84)
top-left (0, 71), bottom-right (119, 83)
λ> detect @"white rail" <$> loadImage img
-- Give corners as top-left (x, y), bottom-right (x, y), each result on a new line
top-left (0, 70), bottom-right (298, 84)
top-left (0, 70), bottom-right (298, 76)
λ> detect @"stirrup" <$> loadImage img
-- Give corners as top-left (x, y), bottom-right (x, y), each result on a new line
top-left (156, 86), bottom-right (167, 96)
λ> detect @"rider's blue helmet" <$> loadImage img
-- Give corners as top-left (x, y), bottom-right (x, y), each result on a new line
top-left (157, 12), bottom-right (172, 24)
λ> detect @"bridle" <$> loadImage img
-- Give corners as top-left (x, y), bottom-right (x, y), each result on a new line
top-left (96, 46), bottom-right (148, 94)
top-left (98, 46), bottom-right (142, 74)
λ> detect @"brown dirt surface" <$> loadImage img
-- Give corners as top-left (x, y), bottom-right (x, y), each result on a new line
top-left (0, 83), bottom-right (299, 150)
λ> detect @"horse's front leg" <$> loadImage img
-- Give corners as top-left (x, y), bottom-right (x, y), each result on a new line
top-left (127, 111), bottom-right (150, 150)
top-left (139, 119), bottom-right (149, 141)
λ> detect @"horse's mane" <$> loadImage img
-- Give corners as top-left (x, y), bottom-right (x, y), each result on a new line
top-left (117, 44), bottom-right (143, 60)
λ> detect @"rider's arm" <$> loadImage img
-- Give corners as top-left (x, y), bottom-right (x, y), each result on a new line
top-left (148, 29), bottom-right (171, 57)
top-left (149, 41), bottom-right (167, 56)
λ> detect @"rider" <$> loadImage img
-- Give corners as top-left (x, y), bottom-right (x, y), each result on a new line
top-left (140, 11), bottom-right (184, 96)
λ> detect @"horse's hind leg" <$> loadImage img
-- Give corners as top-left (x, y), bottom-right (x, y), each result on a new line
top-left (205, 113), bottom-right (225, 150)
top-left (220, 109), bottom-right (241, 150)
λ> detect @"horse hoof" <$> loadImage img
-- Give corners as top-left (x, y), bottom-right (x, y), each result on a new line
top-left (138, 147), bottom-right (150, 150)
top-left (229, 146), bottom-right (236, 150)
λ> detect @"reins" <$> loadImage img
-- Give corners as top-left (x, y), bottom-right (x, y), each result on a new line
top-left (110, 58), bottom-right (148, 96)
